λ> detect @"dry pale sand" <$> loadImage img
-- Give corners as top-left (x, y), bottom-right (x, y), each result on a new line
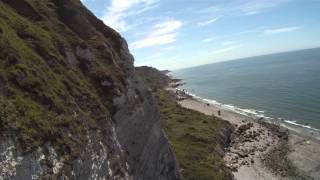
top-left (287, 133), bottom-right (320, 179)
top-left (167, 86), bottom-right (320, 179)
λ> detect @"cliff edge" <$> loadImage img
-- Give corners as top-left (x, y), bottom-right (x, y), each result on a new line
top-left (0, 0), bottom-right (180, 179)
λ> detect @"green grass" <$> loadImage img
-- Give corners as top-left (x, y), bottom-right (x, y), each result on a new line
top-left (155, 89), bottom-right (233, 180)
top-left (0, 0), bottom-right (125, 156)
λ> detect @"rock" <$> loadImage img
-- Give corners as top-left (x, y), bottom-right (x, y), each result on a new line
top-left (76, 46), bottom-right (94, 61)
top-left (230, 165), bottom-right (238, 172)
top-left (251, 159), bottom-right (254, 164)
top-left (238, 123), bottom-right (253, 133)
top-left (240, 161), bottom-right (246, 166)
top-left (237, 150), bottom-right (249, 158)
top-left (65, 49), bottom-right (79, 66)
top-left (101, 79), bottom-right (113, 87)
top-left (258, 146), bottom-right (267, 152)
top-left (234, 155), bottom-right (239, 160)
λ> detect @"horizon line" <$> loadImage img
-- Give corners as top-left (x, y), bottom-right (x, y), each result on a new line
top-left (163, 46), bottom-right (320, 71)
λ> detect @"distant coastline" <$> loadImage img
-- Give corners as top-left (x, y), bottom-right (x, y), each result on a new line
top-left (171, 47), bottom-right (320, 135)
top-left (173, 47), bottom-right (320, 71)
top-left (168, 76), bottom-right (320, 179)
top-left (175, 84), bottom-right (320, 142)
top-left (177, 73), bottom-right (320, 141)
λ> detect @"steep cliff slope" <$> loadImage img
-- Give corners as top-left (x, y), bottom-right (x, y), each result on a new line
top-left (135, 66), bottom-right (173, 90)
top-left (136, 66), bottom-right (234, 180)
top-left (0, 0), bottom-right (180, 179)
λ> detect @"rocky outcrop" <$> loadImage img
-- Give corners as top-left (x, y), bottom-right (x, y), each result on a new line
top-left (0, 123), bottom-right (129, 180)
top-left (224, 121), bottom-right (281, 171)
top-left (0, 0), bottom-right (180, 179)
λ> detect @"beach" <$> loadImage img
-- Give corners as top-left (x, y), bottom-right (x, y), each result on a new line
top-left (167, 87), bottom-right (320, 180)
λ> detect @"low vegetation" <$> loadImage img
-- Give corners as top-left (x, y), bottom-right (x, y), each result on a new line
top-left (135, 66), bottom-right (173, 90)
top-left (136, 67), bottom-right (233, 180)
top-left (0, 0), bottom-right (125, 156)
top-left (156, 89), bottom-right (233, 180)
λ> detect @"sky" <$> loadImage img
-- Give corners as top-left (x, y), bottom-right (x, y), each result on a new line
top-left (81, 0), bottom-right (320, 70)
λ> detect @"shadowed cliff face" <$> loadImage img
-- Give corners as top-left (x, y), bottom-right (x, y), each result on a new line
top-left (0, 0), bottom-right (180, 179)
top-left (135, 66), bottom-right (234, 180)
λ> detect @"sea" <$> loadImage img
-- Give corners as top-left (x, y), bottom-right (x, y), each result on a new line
top-left (172, 48), bottom-right (320, 139)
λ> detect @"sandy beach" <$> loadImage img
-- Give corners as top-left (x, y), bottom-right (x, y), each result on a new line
top-left (167, 87), bottom-right (320, 180)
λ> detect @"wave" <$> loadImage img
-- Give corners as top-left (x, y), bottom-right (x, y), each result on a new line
top-left (177, 88), bottom-right (269, 119)
top-left (284, 120), bottom-right (320, 132)
top-left (176, 87), bottom-right (320, 136)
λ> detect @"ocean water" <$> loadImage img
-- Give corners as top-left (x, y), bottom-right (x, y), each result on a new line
top-left (172, 48), bottom-right (320, 135)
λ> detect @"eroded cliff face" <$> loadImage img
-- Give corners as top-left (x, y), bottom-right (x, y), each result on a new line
top-left (0, 0), bottom-right (180, 179)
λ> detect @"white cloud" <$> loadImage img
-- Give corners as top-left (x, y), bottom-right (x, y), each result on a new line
top-left (134, 4), bottom-right (159, 15)
top-left (101, 0), bottom-right (159, 32)
top-left (152, 20), bottom-right (183, 35)
top-left (240, 0), bottom-right (285, 15)
top-left (197, 17), bottom-right (220, 26)
top-left (264, 26), bottom-right (301, 35)
top-left (202, 36), bottom-right (221, 43)
top-left (130, 20), bottom-right (183, 49)
top-left (211, 45), bottom-right (241, 55)
top-left (222, 41), bottom-right (238, 46)
top-left (131, 34), bottom-right (176, 49)
top-left (199, 0), bottom-right (289, 17)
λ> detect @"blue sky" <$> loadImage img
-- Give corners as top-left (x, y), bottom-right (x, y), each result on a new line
top-left (81, 0), bottom-right (320, 70)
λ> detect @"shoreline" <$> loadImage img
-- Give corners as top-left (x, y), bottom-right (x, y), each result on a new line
top-left (168, 87), bottom-right (285, 180)
top-left (173, 85), bottom-right (320, 142)
top-left (167, 83), bottom-right (320, 179)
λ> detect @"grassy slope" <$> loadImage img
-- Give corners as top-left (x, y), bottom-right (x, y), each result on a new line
top-left (156, 90), bottom-right (233, 180)
top-left (0, 0), bottom-right (125, 157)
top-left (136, 67), bottom-right (233, 180)
top-left (135, 66), bottom-right (172, 90)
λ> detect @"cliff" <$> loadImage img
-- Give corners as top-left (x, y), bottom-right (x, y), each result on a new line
top-left (0, 0), bottom-right (180, 179)
top-left (135, 66), bottom-right (172, 90)
top-left (136, 66), bottom-right (234, 180)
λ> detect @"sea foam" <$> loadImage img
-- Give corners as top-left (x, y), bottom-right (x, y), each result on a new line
top-left (176, 88), bottom-right (320, 140)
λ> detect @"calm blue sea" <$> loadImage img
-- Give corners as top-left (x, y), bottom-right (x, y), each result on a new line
top-left (172, 48), bottom-right (320, 135)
